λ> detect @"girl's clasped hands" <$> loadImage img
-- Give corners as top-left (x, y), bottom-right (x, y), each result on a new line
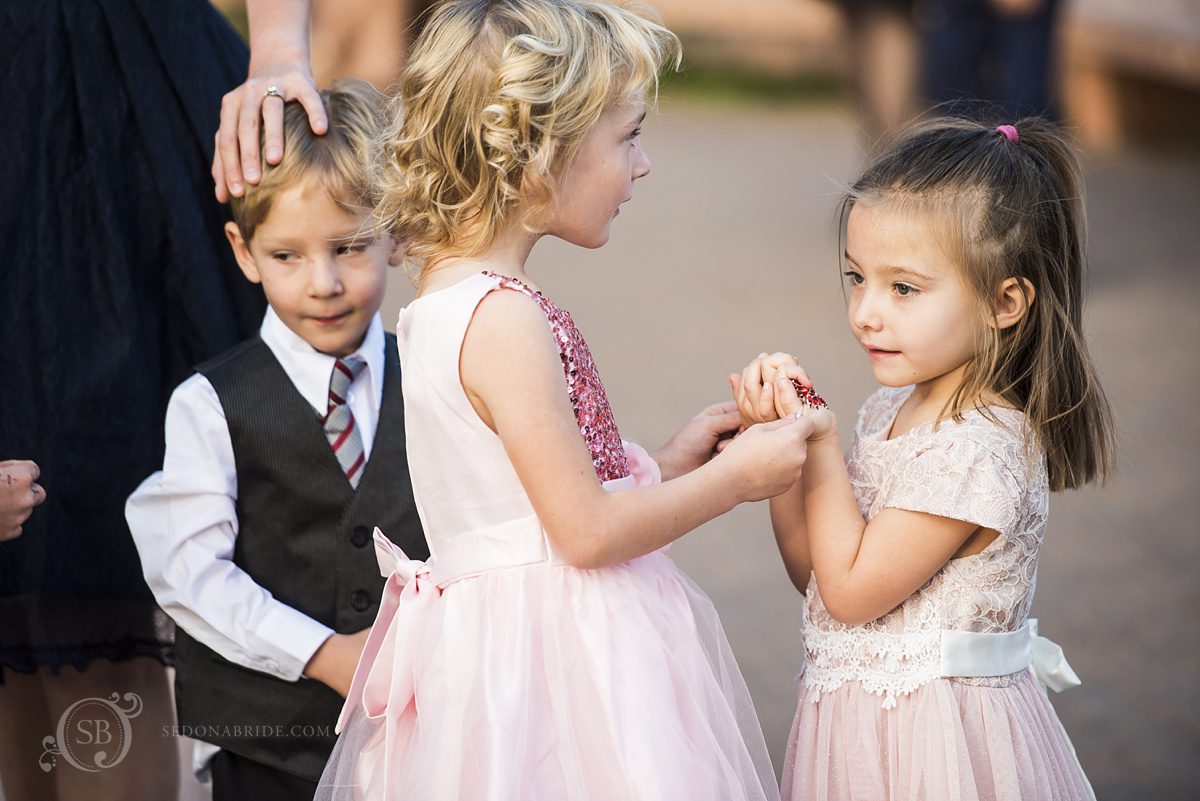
top-left (730, 352), bottom-right (836, 443)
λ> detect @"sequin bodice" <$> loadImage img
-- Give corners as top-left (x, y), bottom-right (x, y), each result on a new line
top-left (485, 272), bottom-right (630, 483)
top-left (395, 271), bottom-right (633, 564)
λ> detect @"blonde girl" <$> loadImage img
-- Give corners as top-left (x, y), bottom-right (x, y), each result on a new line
top-left (318, 3), bottom-right (811, 799)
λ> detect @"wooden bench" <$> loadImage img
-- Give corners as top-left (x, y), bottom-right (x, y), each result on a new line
top-left (1061, 0), bottom-right (1200, 150)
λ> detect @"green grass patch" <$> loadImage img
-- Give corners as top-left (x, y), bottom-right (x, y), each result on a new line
top-left (661, 61), bottom-right (844, 106)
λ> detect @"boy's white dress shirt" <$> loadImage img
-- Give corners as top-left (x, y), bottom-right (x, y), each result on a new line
top-left (126, 308), bottom-right (386, 785)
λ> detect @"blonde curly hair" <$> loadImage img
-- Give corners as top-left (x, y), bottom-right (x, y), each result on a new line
top-left (375, 0), bottom-right (679, 276)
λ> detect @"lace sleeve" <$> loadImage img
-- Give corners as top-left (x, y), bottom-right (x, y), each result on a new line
top-left (856, 385), bottom-right (910, 439)
top-left (883, 433), bottom-right (1022, 536)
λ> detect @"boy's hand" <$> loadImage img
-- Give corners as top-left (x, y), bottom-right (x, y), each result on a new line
top-left (730, 352), bottom-right (811, 428)
top-left (304, 627), bottom-right (371, 697)
top-left (653, 401), bottom-right (742, 480)
top-left (772, 366), bottom-right (837, 441)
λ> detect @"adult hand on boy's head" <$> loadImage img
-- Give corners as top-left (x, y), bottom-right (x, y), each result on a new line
top-left (0, 460), bottom-right (45, 542)
top-left (213, 58), bottom-right (327, 202)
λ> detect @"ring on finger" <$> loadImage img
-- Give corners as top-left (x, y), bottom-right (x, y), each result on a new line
top-left (264, 85), bottom-right (283, 100)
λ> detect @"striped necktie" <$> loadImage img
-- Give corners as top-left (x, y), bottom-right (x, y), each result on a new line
top-left (323, 356), bottom-right (367, 488)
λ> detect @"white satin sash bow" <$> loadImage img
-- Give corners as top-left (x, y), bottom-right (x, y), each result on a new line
top-left (940, 618), bottom-right (1081, 692)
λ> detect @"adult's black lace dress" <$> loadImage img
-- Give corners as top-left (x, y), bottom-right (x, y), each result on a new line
top-left (0, 0), bottom-right (266, 682)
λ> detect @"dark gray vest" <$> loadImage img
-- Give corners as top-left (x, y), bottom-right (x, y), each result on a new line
top-left (174, 333), bottom-right (426, 781)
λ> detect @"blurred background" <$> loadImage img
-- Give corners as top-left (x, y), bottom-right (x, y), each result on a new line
top-left (206, 1), bottom-right (1198, 800)
top-left (32, 0), bottom-right (1200, 799)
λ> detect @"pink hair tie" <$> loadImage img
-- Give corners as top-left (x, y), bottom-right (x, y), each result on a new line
top-left (996, 124), bottom-right (1019, 143)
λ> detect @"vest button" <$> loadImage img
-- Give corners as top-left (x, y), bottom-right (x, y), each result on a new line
top-left (351, 590), bottom-right (372, 612)
top-left (351, 525), bottom-right (371, 547)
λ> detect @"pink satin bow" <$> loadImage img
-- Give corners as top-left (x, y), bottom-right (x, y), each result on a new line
top-left (335, 528), bottom-right (439, 735)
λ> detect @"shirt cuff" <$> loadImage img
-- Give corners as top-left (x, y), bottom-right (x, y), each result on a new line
top-left (250, 605), bottom-right (335, 682)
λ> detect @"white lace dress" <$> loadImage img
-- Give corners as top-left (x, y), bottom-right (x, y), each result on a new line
top-left (781, 386), bottom-right (1094, 801)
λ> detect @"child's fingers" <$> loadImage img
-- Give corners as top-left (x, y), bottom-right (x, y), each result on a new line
top-left (740, 358), bottom-right (765, 417)
top-left (729, 374), bottom-right (758, 429)
top-left (729, 374), bottom-right (749, 420)
top-left (714, 425), bottom-right (744, 453)
top-left (758, 380), bottom-right (777, 421)
top-left (710, 408), bottom-right (743, 436)
top-left (774, 376), bottom-right (802, 417)
top-left (778, 363), bottom-right (812, 387)
top-left (732, 372), bottom-right (749, 418)
top-left (758, 414), bottom-right (805, 431)
top-left (714, 428), bottom-right (742, 453)
top-left (761, 352), bottom-right (798, 383)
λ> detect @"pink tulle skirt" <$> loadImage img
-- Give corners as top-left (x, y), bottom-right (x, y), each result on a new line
top-left (317, 551), bottom-right (779, 801)
top-left (781, 670), bottom-right (1095, 801)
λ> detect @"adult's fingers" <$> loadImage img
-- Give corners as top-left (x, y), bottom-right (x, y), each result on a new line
top-left (238, 89), bottom-right (267, 184)
top-left (295, 80), bottom-right (328, 136)
top-left (1, 526), bottom-right (21, 542)
top-left (30, 483), bottom-right (46, 507)
top-left (212, 135), bottom-right (230, 203)
top-left (707, 409), bottom-right (743, 438)
top-left (261, 94), bottom-right (286, 166)
top-left (217, 90), bottom-right (247, 198)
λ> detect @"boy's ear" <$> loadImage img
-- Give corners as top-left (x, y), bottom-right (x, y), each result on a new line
top-left (386, 235), bottom-right (407, 268)
top-left (992, 277), bottom-right (1035, 330)
top-left (225, 221), bottom-right (263, 284)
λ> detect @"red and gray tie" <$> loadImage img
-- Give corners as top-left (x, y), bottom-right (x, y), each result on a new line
top-left (323, 356), bottom-right (367, 488)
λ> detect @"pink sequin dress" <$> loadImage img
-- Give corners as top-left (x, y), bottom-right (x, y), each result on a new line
top-left (317, 272), bottom-right (778, 801)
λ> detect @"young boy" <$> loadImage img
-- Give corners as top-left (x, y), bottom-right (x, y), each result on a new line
top-left (126, 79), bottom-right (425, 801)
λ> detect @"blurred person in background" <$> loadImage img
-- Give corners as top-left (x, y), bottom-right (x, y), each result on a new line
top-left (828, 0), bottom-right (919, 146)
top-left (311, 0), bottom-right (438, 89)
top-left (0, 0), bottom-right (265, 798)
top-left (919, 0), bottom-right (1064, 118)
